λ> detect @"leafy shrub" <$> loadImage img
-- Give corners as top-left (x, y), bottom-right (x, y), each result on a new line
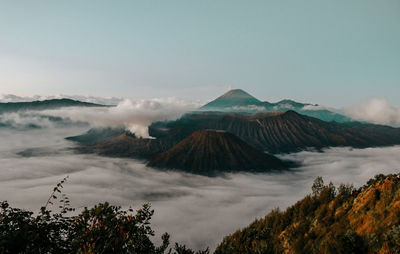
top-left (0, 177), bottom-right (208, 254)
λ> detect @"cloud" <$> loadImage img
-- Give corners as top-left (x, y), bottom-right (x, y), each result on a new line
top-left (0, 112), bottom-right (89, 130)
top-left (0, 112), bottom-right (53, 129)
top-left (230, 105), bottom-right (266, 111)
top-left (302, 104), bottom-right (328, 111)
top-left (38, 98), bottom-right (200, 138)
top-left (0, 98), bottom-right (200, 138)
top-left (343, 98), bottom-right (400, 127)
top-left (1, 123), bottom-right (399, 250)
top-left (273, 103), bottom-right (294, 110)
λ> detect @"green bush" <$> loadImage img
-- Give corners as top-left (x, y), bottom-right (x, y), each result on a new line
top-left (0, 177), bottom-right (208, 254)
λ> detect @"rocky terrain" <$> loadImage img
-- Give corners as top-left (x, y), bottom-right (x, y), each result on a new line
top-left (216, 173), bottom-right (400, 254)
top-left (148, 130), bottom-right (287, 175)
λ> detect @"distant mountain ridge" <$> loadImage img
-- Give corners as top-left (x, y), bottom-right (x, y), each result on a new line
top-left (199, 89), bottom-right (350, 122)
top-left (0, 98), bottom-right (106, 114)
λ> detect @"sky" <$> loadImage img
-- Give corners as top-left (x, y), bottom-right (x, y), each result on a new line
top-left (0, 0), bottom-right (399, 107)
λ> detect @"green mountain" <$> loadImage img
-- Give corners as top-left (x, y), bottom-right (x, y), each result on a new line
top-left (200, 89), bottom-right (262, 110)
top-left (199, 89), bottom-right (350, 122)
top-left (216, 173), bottom-right (400, 254)
top-left (297, 109), bottom-right (350, 123)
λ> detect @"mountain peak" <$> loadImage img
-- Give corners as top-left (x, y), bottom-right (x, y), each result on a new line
top-left (222, 88), bottom-right (252, 96)
top-left (148, 129), bottom-right (286, 175)
top-left (200, 89), bottom-right (261, 110)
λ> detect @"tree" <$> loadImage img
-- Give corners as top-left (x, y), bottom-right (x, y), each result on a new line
top-left (173, 243), bottom-right (210, 254)
top-left (312, 176), bottom-right (324, 196)
top-left (0, 177), bottom-right (207, 254)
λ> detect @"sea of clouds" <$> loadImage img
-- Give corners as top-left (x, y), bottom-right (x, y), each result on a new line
top-left (40, 98), bottom-right (200, 138)
top-left (1, 104), bottom-right (400, 250)
top-left (1, 95), bottom-right (400, 250)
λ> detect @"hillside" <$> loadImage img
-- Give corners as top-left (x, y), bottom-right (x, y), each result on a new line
top-left (200, 89), bottom-right (261, 110)
top-left (215, 173), bottom-right (400, 254)
top-left (151, 111), bottom-right (400, 153)
top-left (69, 110), bottom-right (400, 162)
top-left (0, 98), bottom-right (105, 113)
top-left (148, 130), bottom-right (287, 175)
top-left (66, 127), bottom-right (126, 145)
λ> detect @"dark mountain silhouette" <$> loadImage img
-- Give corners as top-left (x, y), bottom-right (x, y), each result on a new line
top-left (0, 98), bottom-right (106, 114)
top-left (150, 110), bottom-right (400, 153)
top-left (69, 110), bottom-right (400, 163)
top-left (66, 127), bottom-right (126, 145)
top-left (148, 130), bottom-right (287, 175)
top-left (76, 132), bottom-right (171, 158)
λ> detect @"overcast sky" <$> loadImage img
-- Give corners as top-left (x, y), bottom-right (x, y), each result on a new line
top-left (1, 0), bottom-right (399, 107)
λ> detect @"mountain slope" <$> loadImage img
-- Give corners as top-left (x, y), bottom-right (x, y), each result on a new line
top-left (73, 131), bottom-right (171, 158)
top-left (66, 127), bottom-right (126, 145)
top-left (151, 111), bottom-right (400, 153)
top-left (215, 173), bottom-right (400, 254)
top-left (70, 110), bottom-right (400, 161)
top-left (297, 109), bottom-right (350, 122)
top-left (200, 89), bottom-right (261, 110)
top-left (148, 130), bottom-right (287, 175)
top-left (0, 98), bottom-right (105, 114)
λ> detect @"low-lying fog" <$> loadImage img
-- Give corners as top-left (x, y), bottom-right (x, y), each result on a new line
top-left (1, 109), bottom-right (400, 250)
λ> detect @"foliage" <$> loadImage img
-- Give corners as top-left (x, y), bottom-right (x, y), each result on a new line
top-left (312, 176), bottom-right (324, 196)
top-left (172, 243), bottom-right (210, 254)
top-left (384, 225), bottom-right (400, 254)
top-left (216, 173), bottom-right (400, 254)
top-left (0, 177), bottom-right (208, 254)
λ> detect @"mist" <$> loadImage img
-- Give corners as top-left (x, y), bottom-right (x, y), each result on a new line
top-left (1, 108), bottom-right (400, 250)
top-left (41, 98), bottom-right (200, 138)
top-left (344, 98), bottom-right (400, 127)
top-left (0, 98), bottom-right (200, 138)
